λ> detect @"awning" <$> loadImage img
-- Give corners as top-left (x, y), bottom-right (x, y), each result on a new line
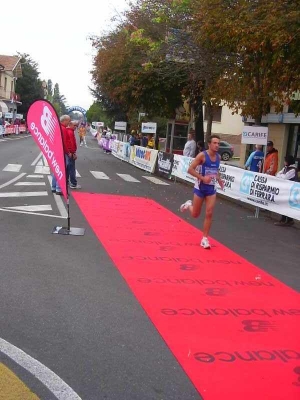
top-left (0, 101), bottom-right (9, 113)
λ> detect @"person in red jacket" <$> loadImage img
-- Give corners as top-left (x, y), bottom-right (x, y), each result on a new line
top-left (66, 120), bottom-right (81, 189)
top-left (263, 141), bottom-right (278, 176)
top-left (51, 115), bottom-right (72, 194)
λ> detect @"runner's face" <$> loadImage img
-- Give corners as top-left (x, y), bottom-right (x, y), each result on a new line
top-left (209, 138), bottom-right (220, 152)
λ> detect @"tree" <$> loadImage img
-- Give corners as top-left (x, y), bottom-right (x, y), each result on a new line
top-left (193, 0), bottom-right (300, 124)
top-left (86, 102), bottom-right (113, 127)
top-left (47, 79), bottom-right (53, 101)
top-left (52, 83), bottom-right (68, 116)
top-left (15, 54), bottom-right (44, 116)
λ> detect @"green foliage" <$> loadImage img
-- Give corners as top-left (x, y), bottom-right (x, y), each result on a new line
top-left (15, 53), bottom-right (44, 116)
top-left (86, 102), bottom-right (113, 127)
top-left (52, 83), bottom-right (68, 116)
top-left (193, 0), bottom-right (300, 121)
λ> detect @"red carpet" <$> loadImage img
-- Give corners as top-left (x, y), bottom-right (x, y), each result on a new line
top-left (73, 193), bottom-right (300, 399)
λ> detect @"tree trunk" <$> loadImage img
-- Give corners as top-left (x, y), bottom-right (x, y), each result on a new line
top-left (205, 101), bottom-right (213, 142)
top-left (194, 95), bottom-right (204, 145)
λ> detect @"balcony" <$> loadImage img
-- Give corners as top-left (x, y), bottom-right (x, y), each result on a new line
top-left (243, 113), bottom-right (300, 125)
top-left (0, 88), bottom-right (21, 103)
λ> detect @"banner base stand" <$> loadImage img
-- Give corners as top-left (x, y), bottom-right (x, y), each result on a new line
top-left (52, 226), bottom-right (85, 236)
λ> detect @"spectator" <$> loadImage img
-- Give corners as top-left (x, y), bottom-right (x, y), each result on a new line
top-left (147, 133), bottom-right (155, 149)
top-left (183, 133), bottom-right (196, 157)
top-left (263, 141), bottom-right (278, 175)
top-left (141, 134), bottom-right (148, 147)
top-left (79, 124), bottom-right (87, 147)
top-left (245, 145), bottom-right (264, 172)
top-left (134, 132), bottom-right (140, 146)
top-left (0, 117), bottom-right (4, 137)
top-left (51, 115), bottom-right (71, 195)
top-left (67, 121), bottom-right (81, 189)
top-left (129, 130), bottom-right (136, 146)
top-left (274, 155), bottom-right (298, 226)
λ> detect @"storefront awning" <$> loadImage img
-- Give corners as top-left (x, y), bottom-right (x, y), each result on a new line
top-left (0, 101), bottom-right (9, 113)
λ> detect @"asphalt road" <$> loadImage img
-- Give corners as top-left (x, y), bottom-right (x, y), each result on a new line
top-left (0, 133), bottom-right (299, 400)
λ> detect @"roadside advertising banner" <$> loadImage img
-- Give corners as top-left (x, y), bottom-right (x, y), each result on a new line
top-left (112, 140), bottom-right (131, 162)
top-left (241, 126), bottom-right (269, 145)
top-left (218, 164), bottom-right (300, 220)
top-left (27, 100), bottom-right (67, 199)
top-left (114, 121), bottom-right (127, 131)
top-left (141, 122), bottom-right (157, 134)
top-left (130, 145), bottom-right (158, 173)
top-left (171, 154), bottom-right (195, 184)
top-left (156, 151), bottom-right (174, 178)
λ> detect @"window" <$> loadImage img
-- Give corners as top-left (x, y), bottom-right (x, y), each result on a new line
top-left (4, 77), bottom-right (7, 91)
top-left (204, 106), bottom-right (222, 122)
top-left (11, 80), bottom-right (13, 93)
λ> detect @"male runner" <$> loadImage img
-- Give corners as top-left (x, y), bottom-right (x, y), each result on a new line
top-left (180, 134), bottom-right (224, 249)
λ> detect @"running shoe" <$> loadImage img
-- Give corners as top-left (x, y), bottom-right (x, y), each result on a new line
top-left (200, 237), bottom-right (211, 249)
top-left (180, 200), bottom-right (192, 212)
top-left (70, 184), bottom-right (82, 189)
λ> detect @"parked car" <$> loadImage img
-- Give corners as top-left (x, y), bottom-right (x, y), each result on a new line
top-left (218, 141), bottom-right (234, 161)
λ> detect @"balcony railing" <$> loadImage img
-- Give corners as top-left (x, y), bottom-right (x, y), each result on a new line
top-left (0, 88), bottom-right (21, 102)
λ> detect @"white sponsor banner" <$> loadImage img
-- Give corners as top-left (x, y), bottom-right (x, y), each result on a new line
top-left (142, 122), bottom-right (157, 134)
top-left (16, 114), bottom-right (23, 119)
top-left (171, 154), bottom-right (195, 184)
top-left (114, 121), bottom-right (127, 131)
top-left (92, 121), bottom-right (104, 128)
top-left (112, 140), bottom-right (131, 162)
top-left (241, 126), bottom-right (268, 145)
top-left (5, 112), bottom-right (13, 119)
top-left (218, 164), bottom-right (300, 220)
top-left (130, 145), bottom-right (158, 173)
top-left (170, 155), bottom-right (300, 220)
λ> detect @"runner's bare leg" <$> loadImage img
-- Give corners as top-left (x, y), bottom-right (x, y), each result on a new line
top-left (189, 194), bottom-right (204, 218)
top-left (203, 194), bottom-right (217, 237)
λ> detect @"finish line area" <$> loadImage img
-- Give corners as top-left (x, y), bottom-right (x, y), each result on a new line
top-left (73, 192), bottom-right (300, 400)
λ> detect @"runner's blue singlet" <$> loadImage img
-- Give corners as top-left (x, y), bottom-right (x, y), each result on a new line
top-left (194, 151), bottom-right (220, 198)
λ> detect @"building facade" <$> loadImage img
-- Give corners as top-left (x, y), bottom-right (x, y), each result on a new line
top-left (0, 55), bottom-right (22, 120)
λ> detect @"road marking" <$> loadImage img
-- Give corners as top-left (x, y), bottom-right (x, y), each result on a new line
top-left (43, 155), bottom-right (49, 167)
top-left (48, 176), bottom-right (68, 218)
top-left (0, 363), bottom-right (39, 399)
top-left (0, 192), bottom-right (48, 198)
top-left (76, 170), bottom-right (81, 178)
top-left (117, 174), bottom-right (140, 183)
top-left (37, 159), bottom-right (43, 166)
top-left (31, 152), bottom-right (43, 166)
top-left (0, 139), bottom-right (6, 142)
top-left (0, 208), bottom-right (65, 219)
top-left (142, 176), bottom-right (170, 185)
top-left (0, 173), bottom-right (26, 189)
top-left (15, 182), bottom-right (46, 186)
top-left (5, 205), bottom-right (52, 212)
top-left (27, 175), bottom-right (44, 179)
top-left (34, 166), bottom-right (50, 175)
top-left (90, 171), bottom-right (110, 180)
top-left (0, 337), bottom-right (82, 400)
top-left (3, 164), bottom-right (22, 172)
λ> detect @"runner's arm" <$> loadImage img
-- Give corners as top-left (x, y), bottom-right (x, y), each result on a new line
top-left (217, 171), bottom-right (224, 190)
top-left (188, 153), bottom-right (205, 181)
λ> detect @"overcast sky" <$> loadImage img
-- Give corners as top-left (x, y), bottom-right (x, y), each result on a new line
top-left (1, 0), bottom-right (128, 111)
